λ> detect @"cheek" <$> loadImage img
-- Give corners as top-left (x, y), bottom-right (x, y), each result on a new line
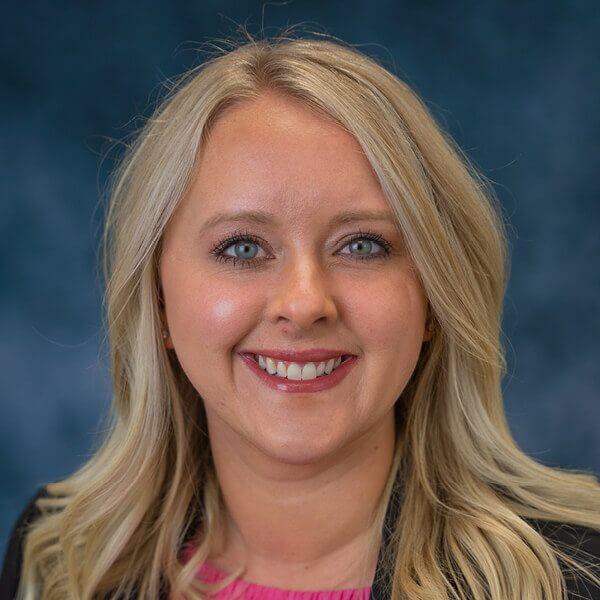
top-left (343, 270), bottom-right (427, 350)
top-left (163, 271), bottom-right (260, 353)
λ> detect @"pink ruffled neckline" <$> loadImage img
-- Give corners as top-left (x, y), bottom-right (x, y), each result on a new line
top-left (180, 546), bottom-right (371, 600)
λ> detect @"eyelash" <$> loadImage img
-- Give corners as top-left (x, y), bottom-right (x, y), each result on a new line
top-left (210, 228), bottom-right (393, 270)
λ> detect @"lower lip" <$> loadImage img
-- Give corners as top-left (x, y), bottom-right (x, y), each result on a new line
top-left (239, 353), bottom-right (359, 393)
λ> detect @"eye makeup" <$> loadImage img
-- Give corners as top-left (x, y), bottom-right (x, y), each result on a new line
top-left (209, 227), bottom-right (394, 270)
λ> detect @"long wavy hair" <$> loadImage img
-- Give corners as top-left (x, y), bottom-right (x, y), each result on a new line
top-left (18, 28), bottom-right (600, 600)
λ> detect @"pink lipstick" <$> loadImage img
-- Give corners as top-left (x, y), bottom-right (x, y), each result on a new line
top-left (238, 353), bottom-right (358, 393)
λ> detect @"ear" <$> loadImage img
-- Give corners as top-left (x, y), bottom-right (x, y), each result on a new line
top-left (161, 326), bottom-right (174, 349)
top-left (423, 322), bottom-right (433, 342)
top-left (423, 305), bottom-right (434, 342)
top-left (158, 281), bottom-right (174, 349)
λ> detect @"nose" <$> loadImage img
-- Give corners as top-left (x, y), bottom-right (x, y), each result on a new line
top-left (265, 253), bottom-right (338, 334)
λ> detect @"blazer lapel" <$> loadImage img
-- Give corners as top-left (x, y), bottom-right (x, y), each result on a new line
top-left (370, 464), bottom-right (405, 600)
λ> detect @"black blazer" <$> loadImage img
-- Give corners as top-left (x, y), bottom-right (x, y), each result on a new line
top-left (2, 479), bottom-right (600, 599)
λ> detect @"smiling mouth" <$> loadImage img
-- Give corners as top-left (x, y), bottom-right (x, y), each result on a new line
top-left (238, 351), bottom-right (359, 392)
top-left (247, 353), bottom-right (353, 380)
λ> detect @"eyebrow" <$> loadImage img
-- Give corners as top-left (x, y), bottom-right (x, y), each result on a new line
top-left (200, 209), bottom-right (397, 232)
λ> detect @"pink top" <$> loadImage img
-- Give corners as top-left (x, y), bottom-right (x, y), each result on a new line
top-left (179, 546), bottom-right (371, 600)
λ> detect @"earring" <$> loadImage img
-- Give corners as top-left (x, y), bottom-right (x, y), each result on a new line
top-left (162, 329), bottom-right (169, 339)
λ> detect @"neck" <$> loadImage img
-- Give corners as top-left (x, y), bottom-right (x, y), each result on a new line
top-left (205, 410), bottom-right (397, 589)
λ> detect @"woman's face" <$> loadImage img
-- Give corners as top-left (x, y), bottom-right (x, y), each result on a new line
top-left (159, 91), bottom-right (431, 466)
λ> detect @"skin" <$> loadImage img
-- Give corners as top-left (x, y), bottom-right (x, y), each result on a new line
top-left (159, 91), bottom-right (431, 589)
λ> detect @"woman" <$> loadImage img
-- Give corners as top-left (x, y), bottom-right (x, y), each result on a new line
top-left (2, 31), bottom-right (600, 600)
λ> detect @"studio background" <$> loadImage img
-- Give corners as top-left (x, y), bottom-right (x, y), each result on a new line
top-left (2, 1), bottom-right (599, 559)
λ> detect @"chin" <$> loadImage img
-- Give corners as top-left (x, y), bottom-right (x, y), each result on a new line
top-left (249, 429), bottom-right (349, 467)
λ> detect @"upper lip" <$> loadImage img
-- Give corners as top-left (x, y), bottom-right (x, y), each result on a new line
top-left (239, 348), bottom-right (356, 362)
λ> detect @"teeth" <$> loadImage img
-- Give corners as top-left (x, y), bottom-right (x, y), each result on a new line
top-left (277, 360), bottom-right (287, 378)
top-left (255, 354), bottom-right (345, 380)
top-left (266, 356), bottom-right (277, 375)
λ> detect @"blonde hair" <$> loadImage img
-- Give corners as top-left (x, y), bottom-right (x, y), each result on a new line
top-left (18, 27), bottom-right (600, 600)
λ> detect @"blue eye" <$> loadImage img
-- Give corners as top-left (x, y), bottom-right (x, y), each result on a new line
top-left (211, 228), bottom-right (392, 269)
top-left (223, 240), bottom-right (261, 261)
top-left (342, 238), bottom-right (381, 258)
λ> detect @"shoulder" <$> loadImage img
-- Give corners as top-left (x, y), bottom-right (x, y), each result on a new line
top-left (0, 486), bottom-right (50, 600)
top-left (0, 488), bottom-right (161, 600)
top-left (527, 518), bottom-right (600, 599)
top-left (528, 518), bottom-right (600, 552)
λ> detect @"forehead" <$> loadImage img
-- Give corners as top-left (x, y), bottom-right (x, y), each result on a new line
top-left (186, 93), bottom-right (392, 223)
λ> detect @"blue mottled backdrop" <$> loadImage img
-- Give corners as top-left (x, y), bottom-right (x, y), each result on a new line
top-left (1, 1), bottom-right (599, 558)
